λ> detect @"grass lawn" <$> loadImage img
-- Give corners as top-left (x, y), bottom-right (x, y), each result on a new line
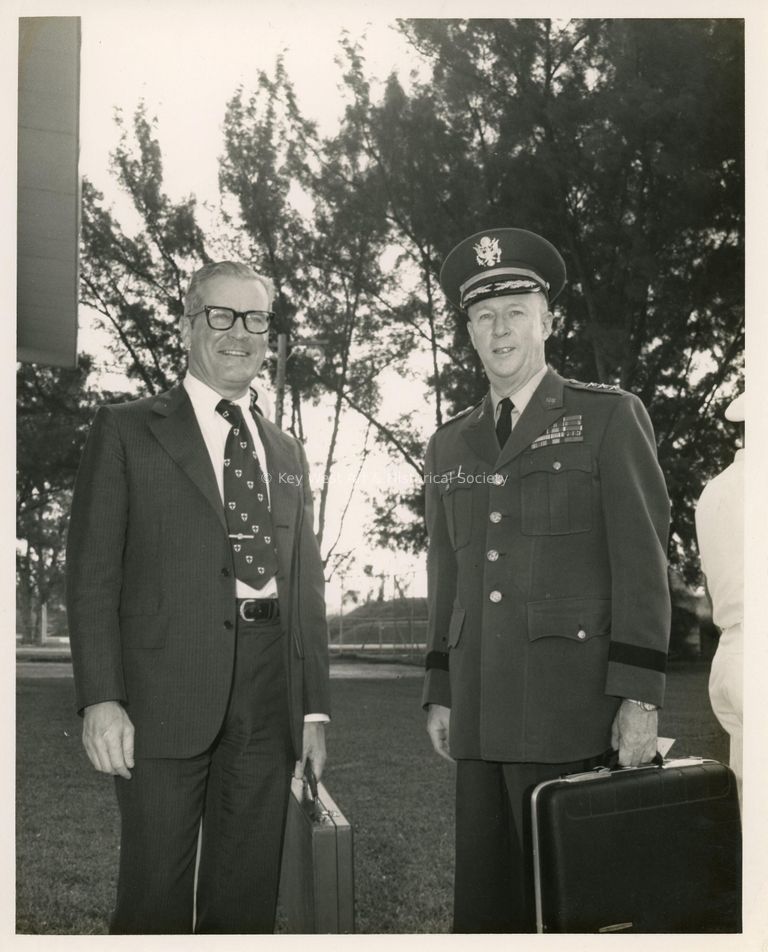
top-left (16, 661), bottom-right (729, 934)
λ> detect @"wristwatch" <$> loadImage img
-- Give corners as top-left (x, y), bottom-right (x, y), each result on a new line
top-left (625, 698), bottom-right (658, 712)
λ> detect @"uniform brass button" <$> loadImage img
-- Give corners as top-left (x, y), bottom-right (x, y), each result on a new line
top-left (553, 461), bottom-right (562, 471)
top-left (489, 511), bottom-right (502, 524)
top-left (489, 590), bottom-right (502, 603)
top-left (487, 549), bottom-right (499, 562)
top-left (493, 473), bottom-right (504, 486)
top-left (577, 629), bottom-right (587, 640)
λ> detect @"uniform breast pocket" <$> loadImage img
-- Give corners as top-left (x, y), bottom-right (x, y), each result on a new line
top-left (520, 444), bottom-right (593, 535)
top-left (440, 481), bottom-right (474, 550)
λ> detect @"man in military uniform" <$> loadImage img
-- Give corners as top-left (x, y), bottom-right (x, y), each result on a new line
top-left (422, 228), bottom-right (671, 932)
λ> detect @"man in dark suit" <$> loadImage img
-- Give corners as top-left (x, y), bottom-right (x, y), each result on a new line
top-left (422, 229), bottom-right (670, 932)
top-left (66, 261), bottom-right (330, 934)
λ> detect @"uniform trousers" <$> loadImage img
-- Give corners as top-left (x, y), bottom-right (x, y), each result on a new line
top-left (110, 615), bottom-right (294, 934)
top-left (454, 751), bottom-right (609, 933)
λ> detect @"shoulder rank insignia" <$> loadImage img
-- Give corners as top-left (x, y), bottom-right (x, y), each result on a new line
top-left (566, 378), bottom-right (621, 393)
top-left (531, 414), bottom-right (584, 450)
top-left (437, 402), bottom-right (481, 430)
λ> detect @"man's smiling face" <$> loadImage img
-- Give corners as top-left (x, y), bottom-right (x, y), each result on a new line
top-left (180, 274), bottom-right (269, 399)
top-left (466, 292), bottom-right (553, 395)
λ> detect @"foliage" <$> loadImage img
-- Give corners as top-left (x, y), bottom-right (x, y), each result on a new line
top-left (16, 358), bottom-right (121, 641)
top-left (17, 356), bottom-right (103, 515)
top-left (357, 18), bottom-right (744, 580)
top-left (219, 59), bottom-right (404, 560)
top-left (79, 103), bottom-right (210, 394)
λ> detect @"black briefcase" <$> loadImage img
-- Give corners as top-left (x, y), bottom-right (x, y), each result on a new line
top-left (530, 757), bottom-right (741, 933)
top-left (278, 775), bottom-right (355, 933)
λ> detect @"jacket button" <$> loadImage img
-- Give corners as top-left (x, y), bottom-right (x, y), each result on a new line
top-left (492, 473), bottom-right (505, 486)
top-left (224, 620), bottom-right (234, 630)
top-left (553, 461), bottom-right (562, 471)
top-left (577, 629), bottom-right (587, 640)
top-left (489, 511), bottom-right (502, 524)
top-left (489, 590), bottom-right (502, 603)
top-left (221, 567), bottom-right (230, 577)
top-left (487, 549), bottom-right (499, 562)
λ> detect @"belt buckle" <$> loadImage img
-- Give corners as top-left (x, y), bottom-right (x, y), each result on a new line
top-left (239, 599), bottom-right (257, 622)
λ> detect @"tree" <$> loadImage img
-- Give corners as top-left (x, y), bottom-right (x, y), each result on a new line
top-left (219, 58), bottom-right (410, 573)
top-left (80, 103), bottom-right (210, 393)
top-left (16, 357), bottom-right (117, 642)
top-left (356, 18), bottom-right (744, 580)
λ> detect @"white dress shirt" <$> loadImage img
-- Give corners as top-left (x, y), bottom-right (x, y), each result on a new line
top-left (183, 372), bottom-right (278, 599)
top-left (183, 372), bottom-right (328, 724)
top-left (491, 364), bottom-right (548, 425)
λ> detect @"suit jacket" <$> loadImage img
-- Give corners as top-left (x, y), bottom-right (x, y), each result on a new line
top-left (422, 369), bottom-right (671, 763)
top-left (66, 384), bottom-right (330, 760)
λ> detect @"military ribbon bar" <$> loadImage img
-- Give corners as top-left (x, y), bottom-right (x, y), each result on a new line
top-left (530, 414), bottom-right (584, 450)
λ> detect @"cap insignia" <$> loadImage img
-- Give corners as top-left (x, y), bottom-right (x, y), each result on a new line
top-left (474, 236), bottom-right (502, 268)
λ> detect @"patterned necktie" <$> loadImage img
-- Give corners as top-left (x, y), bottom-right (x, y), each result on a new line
top-left (216, 399), bottom-right (278, 589)
top-left (496, 396), bottom-right (515, 448)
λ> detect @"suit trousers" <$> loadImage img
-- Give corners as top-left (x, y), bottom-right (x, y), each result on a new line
top-left (111, 616), bottom-right (294, 934)
top-left (453, 751), bottom-right (609, 933)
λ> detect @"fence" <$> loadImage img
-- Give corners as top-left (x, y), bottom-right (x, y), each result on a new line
top-left (329, 614), bottom-right (427, 660)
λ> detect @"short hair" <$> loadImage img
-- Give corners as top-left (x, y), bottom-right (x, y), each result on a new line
top-left (183, 261), bottom-right (276, 315)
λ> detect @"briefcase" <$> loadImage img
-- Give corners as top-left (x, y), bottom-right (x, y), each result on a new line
top-left (278, 775), bottom-right (355, 933)
top-left (530, 757), bottom-right (741, 933)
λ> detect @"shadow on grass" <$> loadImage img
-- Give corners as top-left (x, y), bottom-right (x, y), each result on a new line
top-left (16, 661), bottom-right (727, 934)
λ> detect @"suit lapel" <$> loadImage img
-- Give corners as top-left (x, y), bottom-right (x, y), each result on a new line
top-left (495, 369), bottom-right (567, 469)
top-left (253, 415), bottom-right (299, 536)
top-left (461, 394), bottom-right (499, 466)
top-left (148, 385), bottom-right (227, 532)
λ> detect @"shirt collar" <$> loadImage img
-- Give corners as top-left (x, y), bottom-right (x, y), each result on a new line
top-left (183, 371), bottom-right (253, 416)
top-left (491, 364), bottom-right (548, 418)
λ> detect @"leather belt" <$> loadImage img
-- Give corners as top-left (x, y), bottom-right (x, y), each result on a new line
top-left (237, 598), bottom-right (280, 622)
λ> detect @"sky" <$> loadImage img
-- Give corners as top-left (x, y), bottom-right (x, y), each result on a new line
top-left (79, 6), bottom-right (416, 205)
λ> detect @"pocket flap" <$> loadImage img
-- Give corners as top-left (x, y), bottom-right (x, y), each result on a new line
top-left (527, 597), bottom-right (610, 642)
top-left (521, 443), bottom-right (592, 475)
top-left (448, 607), bottom-right (466, 648)
top-left (437, 466), bottom-right (478, 494)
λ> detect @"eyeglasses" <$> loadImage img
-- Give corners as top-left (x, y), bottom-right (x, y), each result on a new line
top-left (187, 306), bottom-right (273, 334)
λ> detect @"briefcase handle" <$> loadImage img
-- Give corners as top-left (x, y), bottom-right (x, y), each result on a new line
top-left (300, 769), bottom-right (334, 823)
top-left (605, 749), bottom-right (665, 771)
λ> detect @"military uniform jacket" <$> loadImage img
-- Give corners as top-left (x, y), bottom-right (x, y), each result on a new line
top-left (422, 369), bottom-right (671, 764)
top-left (66, 385), bottom-right (330, 761)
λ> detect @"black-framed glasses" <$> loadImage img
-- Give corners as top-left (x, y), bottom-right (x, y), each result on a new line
top-left (187, 305), bottom-right (274, 334)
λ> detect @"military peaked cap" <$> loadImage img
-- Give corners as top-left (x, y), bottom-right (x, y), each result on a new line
top-left (439, 227), bottom-right (567, 310)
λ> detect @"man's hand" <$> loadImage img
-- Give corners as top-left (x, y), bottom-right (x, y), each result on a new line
top-left (82, 701), bottom-right (135, 779)
top-left (426, 704), bottom-right (454, 763)
top-left (295, 722), bottom-right (327, 782)
top-left (611, 700), bottom-right (658, 767)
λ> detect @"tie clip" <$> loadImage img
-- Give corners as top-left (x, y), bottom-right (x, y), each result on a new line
top-left (229, 532), bottom-right (255, 540)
